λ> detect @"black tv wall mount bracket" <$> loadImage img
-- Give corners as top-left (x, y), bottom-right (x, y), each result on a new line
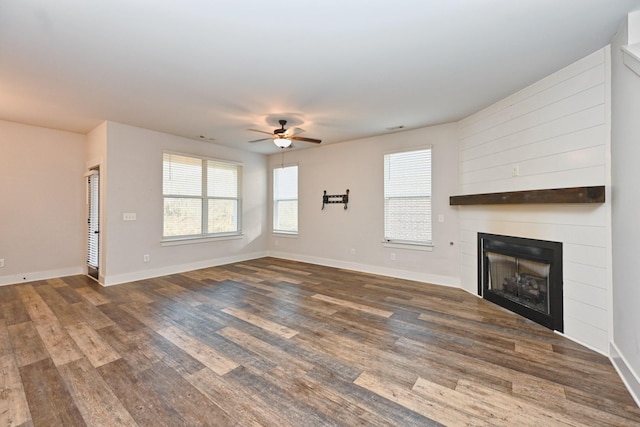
top-left (322, 189), bottom-right (349, 210)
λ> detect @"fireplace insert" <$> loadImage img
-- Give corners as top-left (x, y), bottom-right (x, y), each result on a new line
top-left (478, 233), bottom-right (563, 332)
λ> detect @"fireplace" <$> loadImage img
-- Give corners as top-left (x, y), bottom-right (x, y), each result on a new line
top-left (478, 233), bottom-right (563, 332)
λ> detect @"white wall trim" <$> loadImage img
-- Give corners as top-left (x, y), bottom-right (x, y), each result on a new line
top-left (0, 267), bottom-right (84, 287)
top-left (102, 251), bottom-right (268, 286)
top-left (268, 251), bottom-right (460, 288)
top-left (621, 44), bottom-right (640, 77)
top-left (610, 342), bottom-right (640, 408)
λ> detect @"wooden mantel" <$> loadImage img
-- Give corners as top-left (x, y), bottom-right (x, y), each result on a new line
top-left (449, 185), bottom-right (605, 206)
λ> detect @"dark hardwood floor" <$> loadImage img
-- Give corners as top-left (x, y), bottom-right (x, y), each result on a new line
top-left (1, 257), bottom-right (639, 426)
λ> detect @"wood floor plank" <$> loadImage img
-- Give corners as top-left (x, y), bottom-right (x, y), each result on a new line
top-left (35, 284), bottom-right (82, 326)
top-left (71, 300), bottom-right (115, 329)
top-left (35, 321), bottom-right (84, 367)
top-left (139, 363), bottom-right (236, 427)
top-left (354, 371), bottom-right (484, 426)
top-left (0, 320), bottom-right (11, 357)
top-left (157, 325), bottom-right (239, 375)
top-left (185, 367), bottom-right (291, 427)
top-left (58, 358), bottom-right (138, 426)
top-left (19, 358), bottom-right (87, 426)
top-left (227, 365), bottom-right (338, 427)
top-left (413, 376), bottom-right (520, 426)
top-left (98, 358), bottom-right (187, 427)
top-left (75, 286), bottom-right (111, 306)
top-left (65, 321), bottom-right (121, 367)
top-left (0, 354), bottom-right (32, 427)
top-left (18, 284), bottom-right (58, 325)
top-left (7, 321), bottom-right (49, 367)
top-left (130, 328), bottom-right (205, 376)
top-left (311, 293), bottom-right (394, 317)
top-left (217, 326), bottom-right (314, 375)
top-left (0, 287), bottom-right (31, 326)
top-left (221, 306), bottom-right (299, 339)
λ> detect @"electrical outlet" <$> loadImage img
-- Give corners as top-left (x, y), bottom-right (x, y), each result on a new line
top-left (438, 214), bottom-right (445, 223)
top-left (123, 212), bottom-right (137, 221)
top-left (143, 254), bottom-right (150, 263)
top-left (350, 248), bottom-right (356, 255)
top-left (0, 258), bottom-right (4, 268)
top-left (512, 165), bottom-right (520, 177)
top-left (391, 253), bottom-right (396, 261)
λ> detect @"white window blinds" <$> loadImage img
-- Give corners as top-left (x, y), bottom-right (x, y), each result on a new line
top-left (383, 148), bottom-right (432, 245)
top-left (207, 160), bottom-right (240, 234)
top-left (273, 165), bottom-right (298, 233)
top-left (163, 153), bottom-right (241, 238)
top-left (87, 172), bottom-right (99, 268)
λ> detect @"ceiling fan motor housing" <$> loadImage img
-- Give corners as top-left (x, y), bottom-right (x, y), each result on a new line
top-left (275, 120), bottom-right (287, 135)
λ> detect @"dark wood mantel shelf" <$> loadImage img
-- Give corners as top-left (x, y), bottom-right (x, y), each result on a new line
top-left (449, 185), bottom-right (605, 206)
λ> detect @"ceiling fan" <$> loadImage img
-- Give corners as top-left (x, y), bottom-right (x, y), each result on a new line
top-left (248, 119), bottom-right (322, 148)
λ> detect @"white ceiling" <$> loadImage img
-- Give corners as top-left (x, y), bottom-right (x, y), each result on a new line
top-left (1, 1), bottom-right (640, 154)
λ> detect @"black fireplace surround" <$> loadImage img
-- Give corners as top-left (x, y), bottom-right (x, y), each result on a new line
top-left (478, 233), bottom-right (563, 332)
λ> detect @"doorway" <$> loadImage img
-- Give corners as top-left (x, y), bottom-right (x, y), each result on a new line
top-left (87, 169), bottom-right (100, 281)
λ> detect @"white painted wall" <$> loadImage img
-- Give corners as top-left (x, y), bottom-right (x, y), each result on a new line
top-left (457, 48), bottom-right (612, 353)
top-left (100, 122), bottom-right (268, 285)
top-left (611, 14), bottom-right (640, 404)
top-left (0, 120), bottom-right (86, 285)
top-left (267, 123), bottom-right (460, 286)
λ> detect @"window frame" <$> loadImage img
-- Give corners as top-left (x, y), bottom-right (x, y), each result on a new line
top-left (272, 164), bottom-right (299, 235)
top-left (383, 146), bottom-right (433, 248)
top-left (162, 152), bottom-right (242, 242)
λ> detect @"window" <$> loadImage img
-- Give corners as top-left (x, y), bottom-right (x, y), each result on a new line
top-left (163, 153), bottom-right (241, 239)
top-left (273, 165), bottom-right (298, 233)
top-left (383, 147), bottom-right (432, 245)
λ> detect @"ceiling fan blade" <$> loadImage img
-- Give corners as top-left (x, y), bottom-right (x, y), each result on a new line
top-left (292, 136), bottom-right (322, 144)
top-left (248, 137), bottom-right (272, 143)
top-left (248, 128), bottom-right (274, 136)
top-left (284, 127), bottom-right (305, 138)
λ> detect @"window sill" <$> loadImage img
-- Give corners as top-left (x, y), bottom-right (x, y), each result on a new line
top-left (382, 241), bottom-right (433, 252)
top-left (273, 231), bottom-right (298, 238)
top-left (161, 233), bottom-right (243, 246)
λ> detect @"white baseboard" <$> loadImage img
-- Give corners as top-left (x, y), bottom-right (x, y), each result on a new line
top-left (0, 267), bottom-right (84, 287)
top-left (101, 251), bottom-right (268, 286)
top-left (610, 342), bottom-right (640, 408)
top-left (267, 251), bottom-right (460, 288)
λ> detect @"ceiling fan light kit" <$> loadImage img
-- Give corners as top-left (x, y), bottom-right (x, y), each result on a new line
top-left (274, 138), bottom-right (292, 148)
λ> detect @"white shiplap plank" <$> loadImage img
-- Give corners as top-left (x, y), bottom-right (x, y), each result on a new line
top-left (460, 49), bottom-right (605, 137)
top-left (563, 243), bottom-right (608, 268)
top-left (461, 145), bottom-right (605, 186)
top-left (460, 165), bottom-right (605, 194)
top-left (563, 315), bottom-right (609, 353)
top-left (457, 204), bottom-right (608, 228)
top-left (461, 106), bottom-right (605, 162)
top-left (460, 65), bottom-right (604, 143)
top-left (461, 125), bottom-right (605, 172)
top-left (564, 261), bottom-right (608, 289)
top-left (460, 84), bottom-right (605, 150)
top-left (564, 298), bottom-right (608, 331)
top-left (564, 280), bottom-right (608, 310)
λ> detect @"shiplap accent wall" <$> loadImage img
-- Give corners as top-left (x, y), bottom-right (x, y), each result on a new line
top-left (457, 48), bottom-right (611, 353)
